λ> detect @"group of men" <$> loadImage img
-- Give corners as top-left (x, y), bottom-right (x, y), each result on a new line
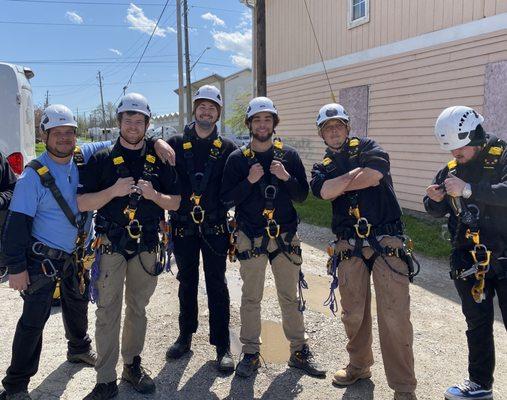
top-left (0, 83), bottom-right (504, 400)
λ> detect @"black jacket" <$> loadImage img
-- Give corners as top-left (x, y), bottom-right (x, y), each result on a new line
top-left (221, 141), bottom-right (308, 237)
top-left (167, 123), bottom-right (237, 224)
top-left (424, 134), bottom-right (507, 253)
top-left (310, 136), bottom-right (402, 235)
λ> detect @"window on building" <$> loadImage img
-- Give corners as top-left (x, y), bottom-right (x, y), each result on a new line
top-left (348, 0), bottom-right (369, 29)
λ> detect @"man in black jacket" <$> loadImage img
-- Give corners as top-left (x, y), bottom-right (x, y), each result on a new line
top-left (424, 106), bottom-right (506, 400)
top-left (310, 103), bottom-right (417, 400)
top-left (221, 96), bottom-right (325, 379)
top-left (164, 85), bottom-right (237, 372)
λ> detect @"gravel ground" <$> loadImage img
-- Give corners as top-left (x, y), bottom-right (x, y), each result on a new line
top-left (1, 222), bottom-right (506, 400)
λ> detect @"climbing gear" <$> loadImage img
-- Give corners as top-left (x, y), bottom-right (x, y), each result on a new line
top-left (40, 104), bottom-right (77, 132)
top-left (245, 97), bottom-right (278, 121)
top-left (444, 147), bottom-right (505, 303)
top-left (227, 212), bottom-right (238, 262)
top-left (193, 85), bottom-right (223, 108)
top-left (316, 103), bottom-right (349, 127)
top-left (117, 92), bottom-right (151, 117)
top-left (435, 106), bottom-right (485, 151)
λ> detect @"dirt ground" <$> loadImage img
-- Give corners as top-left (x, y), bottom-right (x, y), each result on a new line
top-left (1, 222), bottom-right (506, 400)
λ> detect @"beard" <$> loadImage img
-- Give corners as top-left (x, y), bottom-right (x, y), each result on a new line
top-left (120, 131), bottom-right (145, 145)
top-left (252, 130), bottom-right (273, 143)
top-left (195, 118), bottom-right (213, 130)
top-left (46, 143), bottom-right (74, 158)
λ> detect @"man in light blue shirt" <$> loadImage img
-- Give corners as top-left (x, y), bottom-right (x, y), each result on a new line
top-left (0, 105), bottom-right (110, 400)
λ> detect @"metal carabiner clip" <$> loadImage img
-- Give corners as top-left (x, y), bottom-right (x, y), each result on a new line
top-left (31, 242), bottom-right (46, 257)
top-left (264, 184), bottom-right (277, 201)
top-left (41, 259), bottom-right (57, 278)
top-left (354, 217), bottom-right (371, 239)
top-left (126, 219), bottom-right (143, 240)
top-left (191, 205), bottom-right (205, 224)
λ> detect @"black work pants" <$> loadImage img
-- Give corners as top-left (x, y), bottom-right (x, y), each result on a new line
top-left (2, 259), bottom-right (91, 394)
top-left (173, 232), bottom-right (230, 348)
top-left (453, 251), bottom-right (507, 389)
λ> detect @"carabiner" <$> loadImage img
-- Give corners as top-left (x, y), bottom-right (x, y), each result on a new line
top-left (41, 259), bottom-right (57, 278)
top-left (31, 242), bottom-right (46, 257)
top-left (190, 205), bottom-right (205, 224)
top-left (126, 219), bottom-right (142, 240)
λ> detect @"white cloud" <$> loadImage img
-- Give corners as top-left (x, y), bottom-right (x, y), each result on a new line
top-left (109, 48), bottom-right (122, 56)
top-left (126, 4), bottom-right (172, 37)
top-left (236, 11), bottom-right (252, 30)
top-left (201, 12), bottom-right (225, 27)
top-left (65, 11), bottom-right (83, 24)
top-left (212, 29), bottom-right (252, 68)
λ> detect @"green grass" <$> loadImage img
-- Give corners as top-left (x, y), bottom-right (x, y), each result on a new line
top-left (295, 194), bottom-right (451, 259)
top-left (35, 142), bottom-right (45, 156)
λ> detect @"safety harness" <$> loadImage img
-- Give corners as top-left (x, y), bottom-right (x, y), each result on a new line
top-left (446, 139), bottom-right (505, 303)
top-left (24, 155), bottom-right (87, 295)
top-left (171, 130), bottom-right (233, 256)
top-left (321, 137), bottom-right (420, 314)
top-left (89, 141), bottom-right (170, 303)
top-left (235, 138), bottom-right (308, 312)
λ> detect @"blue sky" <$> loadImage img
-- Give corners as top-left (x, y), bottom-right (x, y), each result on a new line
top-left (1, 0), bottom-right (252, 118)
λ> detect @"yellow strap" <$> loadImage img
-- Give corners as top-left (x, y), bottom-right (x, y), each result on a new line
top-left (183, 142), bottom-right (192, 150)
top-left (146, 154), bottom-right (156, 164)
top-left (447, 159), bottom-right (458, 170)
top-left (113, 156), bottom-right (124, 165)
top-left (489, 146), bottom-right (503, 156)
top-left (36, 165), bottom-right (49, 175)
top-left (322, 157), bottom-right (332, 166)
top-left (349, 138), bottom-right (360, 147)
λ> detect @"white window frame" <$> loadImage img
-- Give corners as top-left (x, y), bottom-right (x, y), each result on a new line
top-left (347, 0), bottom-right (370, 29)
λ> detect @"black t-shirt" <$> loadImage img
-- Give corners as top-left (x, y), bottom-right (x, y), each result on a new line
top-left (167, 123), bottom-right (237, 223)
top-left (310, 136), bottom-right (402, 235)
top-left (424, 134), bottom-right (507, 252)
top-left (221, 142), bottom-right (309, 237)
top-left (78, 138), bottom-right (180, 247)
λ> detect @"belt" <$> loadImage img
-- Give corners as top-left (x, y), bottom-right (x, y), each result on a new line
top-left (334, 220), bottom-right (404, 240)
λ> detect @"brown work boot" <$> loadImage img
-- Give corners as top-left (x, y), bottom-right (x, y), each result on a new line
top-left (332, 364), bottom-right (371, 386)
top-left (394, 392), bottom-right (417, 400)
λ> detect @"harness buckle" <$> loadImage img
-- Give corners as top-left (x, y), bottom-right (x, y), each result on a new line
top-left (41, 259), bottom-right (57, 278)
top-left (126, 219), bottom-right (142, 239)
top-left (354, 217), bottom-right (371, 239)
top-left (190, 205), bottom-right (205, 224)
top-left (265, 219), bottom-right (280, 239)
top-left (349, 206), bottom-right (361, 220)
top-left (465, 229), bottom-right (481, 245)
top-left (31, 242), bottom-right (46, 256)
top-left (190, 193), bottom-right (202, 206)
top-left (264, 184), bottom-right (277, 201)
top-left (124, 207), bottom-right (136, 221)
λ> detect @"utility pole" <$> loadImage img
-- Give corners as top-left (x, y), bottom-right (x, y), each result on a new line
top-left (44, 91), bottom-right (50, 108)
top-left (183, 0), bottom-right (192, 124)
top-left (255, 0), bottom-right (267, 96)
top-left (97, 71), bottom-right (107, 138)
top-left (176, 0), bottom-right (185, 131)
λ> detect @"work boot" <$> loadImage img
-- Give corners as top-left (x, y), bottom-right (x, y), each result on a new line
top-left (67, 349), bottom-right (97, 366)
top-left (166, 334), bottom-right (192, 360)
top-left (235, 353), bottom-right (261, 378)
top-left (394, 392), bottom-right (418, 400)
top-left (288, 344), bottom-right (326, 377)
top-left (216, 346), bottom-right (235, 373)
top-left (332, 364), bottom-right (372, 386)
top-left (0, 390), bottom-right (31, 400)
top-left (122, 355), bottom-right (155, 394)
top-left (82, 382), bottom-right (118, 400)
top-left (444, 379), bottom-right (493, 399)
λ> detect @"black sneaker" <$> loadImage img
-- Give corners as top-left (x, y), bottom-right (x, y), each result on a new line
top-left (166, 334), bottom-right (192, 360)
top-left (288, 345), bottom-right (326, 378)
top-left (122, 355), bottom-right (155, 394)
top-left (82, 382), bottom-right (118, 400)
top-left (216, 347), bottom-right (235, 373)
top-left (235, 353), bottom-right (260, 378)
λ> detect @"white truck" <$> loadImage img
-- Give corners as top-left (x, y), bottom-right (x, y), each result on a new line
top-left (0, 62), bottom-right (36, 175)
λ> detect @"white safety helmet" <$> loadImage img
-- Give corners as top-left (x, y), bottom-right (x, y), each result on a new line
top-left (40, 104), bottom-right (78, 132)
top-left (434, 106), bottom-right (485, 151)
top-left (245, 97), bottom-right (278, 121)
top-left (116, 92), bottom-right (151, 118)
top-left (193, 85), bottom-right (223, 108)
top-left (316, 103), bottom-right (349, 127)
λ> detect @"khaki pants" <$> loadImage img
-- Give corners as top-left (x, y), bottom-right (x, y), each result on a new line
top-left (94, 236), bottom-right (158, 383)
top-left (237, 230), bottom-right (308, 355)
top-left (336, 236), bottom-right (417, 392)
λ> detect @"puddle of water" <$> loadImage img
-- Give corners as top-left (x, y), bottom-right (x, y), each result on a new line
top-left (229, 320), bottom-right (290, 364)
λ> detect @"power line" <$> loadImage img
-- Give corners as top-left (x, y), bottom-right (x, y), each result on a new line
top-left (115, 0), bottom-right (171, 103)
top-left (0, 20), bottom-right (205, 30)
top-left (4, 0), bottom-right (243, 12)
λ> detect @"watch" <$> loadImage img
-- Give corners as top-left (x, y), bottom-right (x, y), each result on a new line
top-left (462, 183), bottom-right (472, 199)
